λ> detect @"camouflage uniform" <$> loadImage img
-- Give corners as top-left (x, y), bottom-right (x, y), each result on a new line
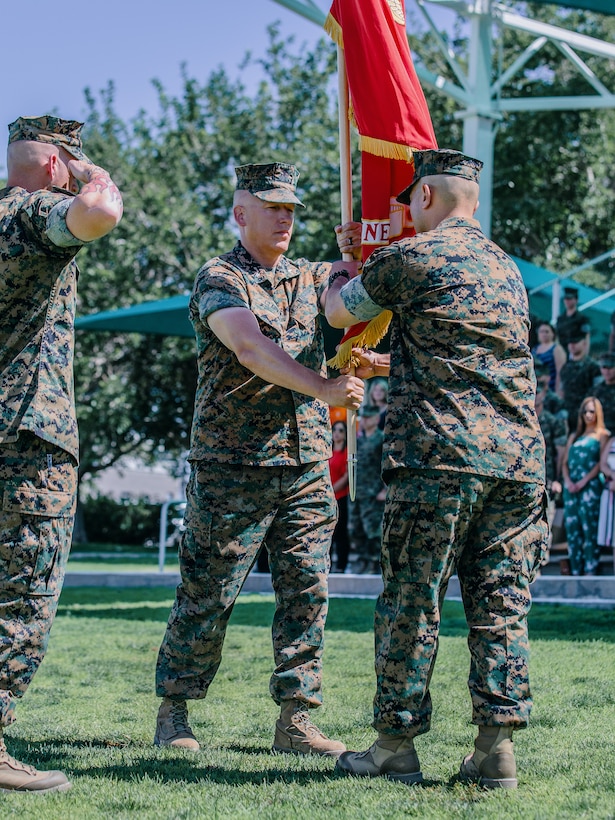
top-left (348, 425), bottom-right (386, 567)
top-left (0, 117), bottom-right (88, 728)
top-left (556, 310), bottom-right (590, 349)
top-left (593, 381), bottom-right (615, 436)
top-left (538, 407), bottom-right (567, 489)
top-left (560, 356), bottom-right (601, 425)
top-left (339, 211), bottom-right (547, 736)
top-left (156, 240), bottom-right (337, 708)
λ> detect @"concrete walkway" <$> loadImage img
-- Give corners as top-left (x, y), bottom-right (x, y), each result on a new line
top-left (64, 569), bottom-right (615, 608)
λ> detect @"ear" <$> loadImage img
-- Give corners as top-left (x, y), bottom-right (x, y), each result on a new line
top-left (420, 182), bottom-right (432, 207)
top-left (47, 152), bottom-right (59, 184)
top-left (234, 204), bottom-right (247, 227)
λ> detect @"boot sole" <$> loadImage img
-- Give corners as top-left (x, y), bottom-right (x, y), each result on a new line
top-left (0, 781), bottom-right (72, 794)
top-left (272, 744), bottom-right (344, 758)
top-left (459, 766), bottom-right (517, 790)
top-left (335, 759), bottom-right (423, 784)
top-left (385, 771), bottom-right (424, 785)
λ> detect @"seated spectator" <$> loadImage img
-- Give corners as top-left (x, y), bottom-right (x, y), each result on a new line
top-left (598, 433), bottom-right (615, 575)
top-left (329, 421), bottom-right (350, 572)
top-left (532, 321), bottom-right (566, 394)
top-left (593, 351), bottom-right (615, 436)
top-left (562, 397), bottom-right (610, 575)
top-left (348, 405), bottom-right (386, 574)
top-left (559, 333), bottom-right (601, 424)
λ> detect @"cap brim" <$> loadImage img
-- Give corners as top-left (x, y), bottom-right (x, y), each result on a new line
top-left (396, 181), bottom-right (417, 206)
top-left (253, 189), bottom-right (305, 208)
top-left (62, 144), bottom-right (93, 164)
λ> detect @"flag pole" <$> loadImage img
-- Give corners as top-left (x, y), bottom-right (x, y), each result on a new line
top-left (336, 44), bottom-right (358, 502)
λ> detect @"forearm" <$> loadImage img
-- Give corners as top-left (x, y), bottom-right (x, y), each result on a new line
top-left (66, 166), bottom-right (123, 241)
top-left (236, 334), bottom-right (329, 400)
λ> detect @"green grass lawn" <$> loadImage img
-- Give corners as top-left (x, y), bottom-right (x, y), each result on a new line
top-left (1, 590), bottom-right (614, 819)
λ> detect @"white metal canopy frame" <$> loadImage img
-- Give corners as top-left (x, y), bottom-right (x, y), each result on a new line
top-left (270, 0), bottom-right (615, 317)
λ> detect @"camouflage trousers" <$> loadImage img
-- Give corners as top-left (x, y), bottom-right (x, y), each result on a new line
top-left (374, 469), bottom-right (548, 737)
top-left (0, 433), bottom-right (76, 727)
top-left (156, 460), bottom-right (336, 707)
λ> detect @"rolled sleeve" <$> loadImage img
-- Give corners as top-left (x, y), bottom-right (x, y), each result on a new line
top-left (339, 277), bottom-right (383, 321)
top-left (46, 199), bottom-right (85, 248)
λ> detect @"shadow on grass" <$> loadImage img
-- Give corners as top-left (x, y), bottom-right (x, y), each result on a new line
top-left (56, 588), bottom-right (615, 642)
top-left (7, 737), bottom-right (361, 787)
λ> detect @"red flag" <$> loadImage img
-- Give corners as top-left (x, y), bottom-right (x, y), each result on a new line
top-left (325, 0), bottom-right (438, 367)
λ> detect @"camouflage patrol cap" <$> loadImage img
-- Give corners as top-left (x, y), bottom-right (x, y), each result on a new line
top-left (599, 352), bottom-right (615, 368)
top-left (567, 327), bottom-right (590, 344)
top-left (235, 162), bottom-right (305, 207)
top-left (8, 115), bottom-right (90, 162)
top-left (396, 149), bottom-right (483, 205)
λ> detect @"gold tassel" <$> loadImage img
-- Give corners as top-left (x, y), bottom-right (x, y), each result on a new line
top-left (327, 310), bottom-right (393, 370)
top-left (358, 135), bottom-right (415, 163)
top-left (324, 14), bottom-right (343, 47)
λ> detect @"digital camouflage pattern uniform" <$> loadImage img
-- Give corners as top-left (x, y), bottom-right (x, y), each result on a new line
top-left (593, 380), bottom-right (615, 436)
top-left (559, 355), bottom-right (601, 424)
top-left (556, 310), bottom-right (590, 349)
top-left (0, 117), bottom-right (89, 728)
top-left (339, 213), bottom-right (547, 737)
top-left (348, 420), bottom-right (386, 568)
top-left (155, 240), bottom-right (337, 708)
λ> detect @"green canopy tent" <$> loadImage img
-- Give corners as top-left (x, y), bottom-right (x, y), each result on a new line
top-left (76, 257), bottom-right (615, 351)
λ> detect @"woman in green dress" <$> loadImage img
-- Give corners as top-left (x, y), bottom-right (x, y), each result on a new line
top-left (562, 397), bottom-right (610, 575)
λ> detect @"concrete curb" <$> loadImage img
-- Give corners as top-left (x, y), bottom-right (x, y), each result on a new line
top-left (63, 571), bottom-right (615, 608)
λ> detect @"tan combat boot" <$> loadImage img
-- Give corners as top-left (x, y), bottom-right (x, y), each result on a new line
top-left (459, 726), bottom-right (517, 789)
top-left (335, 733), bottom-right (423, 784)
top-left (0, 735), bottom-right (71, 794)
top-left (154, 698), bottom-right (200, 750)
top-left (273, 700), bottom-right (346, 757)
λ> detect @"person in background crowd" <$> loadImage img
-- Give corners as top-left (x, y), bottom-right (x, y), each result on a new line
top-left (325, 148), bottom-right (547, 789)
top-left (562, 397), bottom-right (610, 576)
top-left (598, 432), bottom-right (615, 574)
top-left (593, 351), bottom-right (615, 436)
top-left (531, 322), bottom-right (566, 394)
top-left (556, 287), bottom-right (590, 351)
top-left (0, 115), bottom-right (123, 793)
top-left (348, 405), bottom-right (387, 574)
top-left (559, 332), bottom-right (601, 424)
top-left (154, 162), bottom-right (364, 759)
top-left (329, 421), bottom-right (350, 573)
top-left (365, 377), bottom-right (389, 431)
top-left (534, 359), bottom-right (567, 566)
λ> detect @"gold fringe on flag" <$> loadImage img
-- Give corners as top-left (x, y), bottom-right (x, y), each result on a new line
top-left (324, 13), bottom-right (343, 47)
top-left (327, 310), bottom-right (393, 370)
top-left (358, 135), bottom-right (415, 163)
